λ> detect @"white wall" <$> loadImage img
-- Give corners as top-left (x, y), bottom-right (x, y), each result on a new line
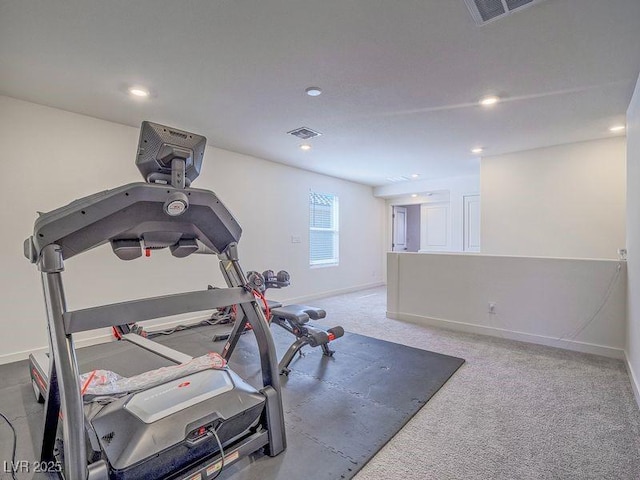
top-left (481, 138), bottom-right (626, 259)
top-left (376, 175), bottom-right (480, 253)
top-left (0, 95), bottom-right (386, 364)
top-left (387, 252), bottom-right (626, 358)
top-left (626, 74), bottom-right (640, 405)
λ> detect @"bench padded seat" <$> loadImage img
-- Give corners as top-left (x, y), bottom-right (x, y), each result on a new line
top-left (266, 299), bottom-right (283, 309)
top-left (270, 304), bottom-right (326, 324)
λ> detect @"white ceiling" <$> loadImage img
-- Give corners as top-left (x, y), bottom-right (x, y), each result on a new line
top-left (1, 0), bottom-right (639, 186)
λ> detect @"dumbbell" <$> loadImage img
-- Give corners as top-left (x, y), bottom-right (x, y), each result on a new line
top-left (263, 270), bottom-right (290, 288)
top-left (246, 271), bottom-right (266, 292)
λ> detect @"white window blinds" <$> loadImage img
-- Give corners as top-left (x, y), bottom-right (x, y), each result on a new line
top-left (309, 192), bottom-right (339, 266)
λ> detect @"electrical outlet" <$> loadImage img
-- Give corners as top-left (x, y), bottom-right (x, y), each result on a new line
top-left (488, 302), bottom-right (496, 314)
top-left (291, 236), bottom-right (301, 244)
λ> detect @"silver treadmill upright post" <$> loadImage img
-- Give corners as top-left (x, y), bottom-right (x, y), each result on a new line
top-left (39, 244), bottom-right (88, 480)
top-left (219, 244), bottom-right (281, 389)
top-left (218, 244), bottom-right (286, 455)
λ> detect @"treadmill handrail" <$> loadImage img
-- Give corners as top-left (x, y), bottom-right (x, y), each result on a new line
top-left (26, 182), bottom-right (242, 262)
top-left (63, 287), bottom-right (252, 334)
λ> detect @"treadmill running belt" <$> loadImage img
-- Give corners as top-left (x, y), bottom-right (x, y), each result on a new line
top-left (75, 340), bottom-right (176, 377)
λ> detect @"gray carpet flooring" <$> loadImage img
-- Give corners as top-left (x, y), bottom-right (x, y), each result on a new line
top-left (307, 286), bottom-right (640, 480)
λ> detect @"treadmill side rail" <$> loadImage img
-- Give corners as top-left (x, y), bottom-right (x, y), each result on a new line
top-left (29, 351), bottom-right (49, 401)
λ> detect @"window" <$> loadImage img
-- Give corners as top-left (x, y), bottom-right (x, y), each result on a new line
top-left (309, 191), bottom-right (339, 266)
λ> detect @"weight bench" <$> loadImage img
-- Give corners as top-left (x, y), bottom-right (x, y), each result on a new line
top-left (214, 270), bottom-right (345, 375)
top-left (269, 304), bottom-right (344, 375)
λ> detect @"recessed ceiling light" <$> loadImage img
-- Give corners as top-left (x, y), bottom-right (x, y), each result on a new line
top-left (128, 87), bottom-right (150, 98)
top-left (300, 144), bottom-right (312, 151)
top-left (305, 87), bottom-right (323, 97)
top-left (411, 174), bottom-right (420, 178)
top-left (411, 194), bottom-right (418, 198)
top-left (609, 125), bottom-right (626, 132)
top-left (479, 95), bottom-right (499, 107)
top-left (471, 147), bottom-right (484, 154)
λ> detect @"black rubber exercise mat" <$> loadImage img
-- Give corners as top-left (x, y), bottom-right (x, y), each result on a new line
top-left (0, 325), bottom-right (464, 480)
top-left (156, 326), bottom-right (465, 480)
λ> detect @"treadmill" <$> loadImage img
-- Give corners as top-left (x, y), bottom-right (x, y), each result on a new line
top-left (24, 121), bottom-right (286, 480)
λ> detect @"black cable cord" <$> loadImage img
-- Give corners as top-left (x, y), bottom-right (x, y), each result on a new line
top-left (146, 316), bottom-right (230, 338)
top-left (210, 428), bottom-right (226, 480)
top-left (0, 412), bottom-right (17, 480)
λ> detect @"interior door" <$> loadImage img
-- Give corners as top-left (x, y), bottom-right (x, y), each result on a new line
top-left (392, 206), bottom-right (407, 251)
top-left (420, 203), bottom-right (450, 251)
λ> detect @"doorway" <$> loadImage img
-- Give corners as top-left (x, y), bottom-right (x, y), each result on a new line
top-left (392, 204), bottom-right (421, 252)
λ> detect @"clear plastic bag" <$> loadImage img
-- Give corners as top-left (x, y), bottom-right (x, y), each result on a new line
top-left (79, 352), bottom-right (226, 402)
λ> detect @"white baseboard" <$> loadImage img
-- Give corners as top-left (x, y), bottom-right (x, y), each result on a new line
top-left (280, 282), bottom-right (385, 305)
top-left (0, 333), bottom-right (115, 365)
top-left (625, 350), bottom-right (640, 409)
top-left (388, 311), bottom-right (625, 359)
top-left (0, 313), bottom-right (214, 366)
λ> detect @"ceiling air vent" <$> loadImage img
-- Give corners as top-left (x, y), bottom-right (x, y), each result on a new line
top-left (464, 0), bottom-right (546, 26)
top-left (386, 176), bottom-right (411, 183)
top-left (287, 127), bottom-right (322, 140)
